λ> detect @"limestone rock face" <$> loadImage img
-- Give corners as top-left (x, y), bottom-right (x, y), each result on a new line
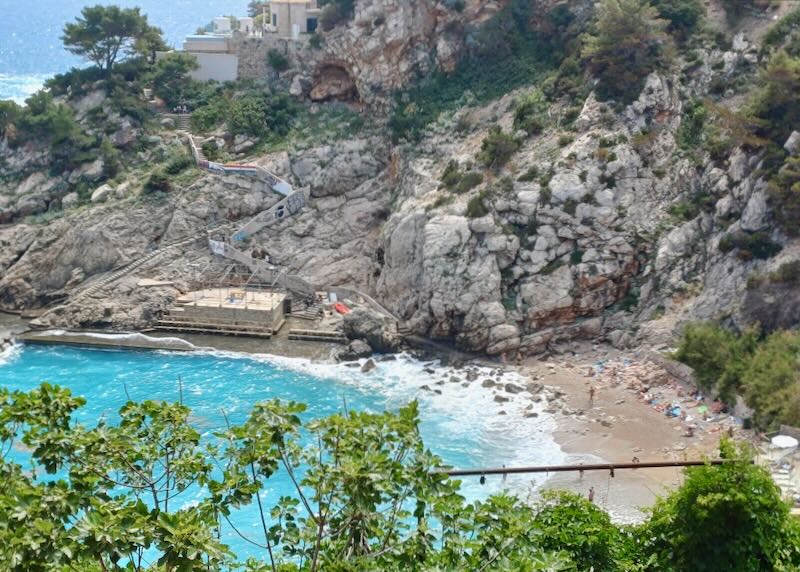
top-left (312, 0), bottom-right (511, 104)
top-left (342, 307), bottom-right (401, 353)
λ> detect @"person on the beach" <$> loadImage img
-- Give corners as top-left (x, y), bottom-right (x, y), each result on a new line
top-left (515, 352), bottom-right (523, 365)
top-left (589, 385), bottom-right (596, 406)
top-left (588, 486), bottom-right (595, 503)
top-left (501, 352), bottom-right (507, 364)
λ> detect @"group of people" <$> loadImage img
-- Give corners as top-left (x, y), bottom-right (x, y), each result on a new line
top-left (173, 104), bottom-right (190, 114)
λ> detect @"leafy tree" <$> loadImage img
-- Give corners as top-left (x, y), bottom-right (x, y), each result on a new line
top-left (248, 0), bottom-right (269, 18)
top-left (742, 330), bottom-right (800, 429)
top-left (62, 5), bottom-right (164, 74)
top-left (4, 385), bottom-right (800, 570)
top-left (644, 439), bottom-right (800, 571)
top-left (651, 0), bottom-right (704, 39)
top-left (750, 50), bottom-right (800, 147)
top-left (532, 491), bottom-right (632, 570)
top-left (0, 100), bottom-right (21, 141)
top-left (150, 52), bottom-right (199, 108)
top-left (767, 155), bottom-right (800, 236)
top-left (672, 322), bottom-right (759, 403)
top-left (583, 0), bottom-right (672, 103)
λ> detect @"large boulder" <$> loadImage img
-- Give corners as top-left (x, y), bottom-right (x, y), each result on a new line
top-left (342, 307), bottom-right (401, 353)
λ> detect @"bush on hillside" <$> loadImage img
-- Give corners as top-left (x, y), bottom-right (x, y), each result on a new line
top-left (318, 0), bottom-right (355, 31)
top-left (513, 89), bottom-right (548, 135)
top-left (673, 323), bottom-right (759, 403)
top-left (465, 192), bottom-right (490, 218)
top-left (718, 231), bottom-right (782, 260)
top-left (267, 49), bottom-right (290, 72)
top-left (767, 156), bottom-right (800, 236)
top-left (743, 331), bottom-right (800, 429)
top-left (750, 50), bottom-right (800, 149)
top-left (583, 0), bottom-right (672, 103)
top-left (651, 0), bottom-right (704, 39)
top-left (144, 168), bottom-right (171, 194)
top-left (478, 127), bottom-right (520, 169)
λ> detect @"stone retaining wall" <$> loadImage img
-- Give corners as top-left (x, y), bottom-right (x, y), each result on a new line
top-left (232, 34), bottom-right (314, 80)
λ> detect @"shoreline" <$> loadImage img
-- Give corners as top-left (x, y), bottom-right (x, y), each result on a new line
top-left (2, 323), bottom-right (732, 521)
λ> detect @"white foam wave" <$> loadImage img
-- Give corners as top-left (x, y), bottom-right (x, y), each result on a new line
top-left (34, 330), bottom-right (201, 351)
top-left (0, 342), bottom-right (22, 366)
top-left (196, 349), bottom-right (567, 497)
top-left (0, 73), bottom-right (50, 104)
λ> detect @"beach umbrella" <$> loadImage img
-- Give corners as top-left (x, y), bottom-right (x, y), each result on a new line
top-left (771, 435), bottom-right (799, 449)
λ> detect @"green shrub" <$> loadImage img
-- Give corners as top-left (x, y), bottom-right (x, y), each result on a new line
top-left (651, 0), bottom-right (704, 39)
top-left (308, 32), bottom-right (323, 50)
top-left (718, 231), bottom-right (782, 260)
top-left (558, 134), bottom-right (574, 147)
top-left (767, 156), bottom-right (800, 235)
top-left (583, 0), bottom-right (672, 103)
top-left (99, 137), bottom-right (121, 179)
top-left (319, 0), bottom-right (354, 31)
top-left (465, 192), bottom-right (490, 218)
top-left (743, 331), bottom-right (800, 429)
top-left (440, 160), bottom-right (462, 189)
top-left (762, 5), bottom-right (800, 56)
top-left (456, 171), bottom-right (483, 194)
top-left (144, 169), bottom-right (171, 194)
top-left (201, 140), bottom-right (221, 161)
top-left (517, 166), bottom-right (539, 182)
top-left (562, 198), bottom-right (578, 215)
top-left (513, 89), bottom-right (548, 135)
top-left (478, 127), bottom-right (520, 169)
top-left (164, 152), bottom-right (194, 175)
top-left (677, 99), bottom-right (708, 149)
top-left (267, 48), bottom-right (290, 72)
top-left (673, 323), bottom-right (759, 402)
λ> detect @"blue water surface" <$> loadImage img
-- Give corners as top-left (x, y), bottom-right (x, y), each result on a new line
top-left (0, 344), bottom-right (562, 562)
top-left (0, 0), bottom-right (248, 102)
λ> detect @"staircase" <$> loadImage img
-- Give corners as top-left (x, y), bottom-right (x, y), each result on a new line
top-left (72, 236), bottom-right (200, 302)
top-left (176, 114), bottom-right (191, 131)
top-left (291, 300), bottom-right (323, 321)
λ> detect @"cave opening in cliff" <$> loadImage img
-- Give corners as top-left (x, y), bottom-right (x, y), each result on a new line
top-left (309, 63), bottom-right (360, 103)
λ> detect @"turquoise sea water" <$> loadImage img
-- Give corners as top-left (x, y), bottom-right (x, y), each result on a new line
top-left (0, 0), bottom-right (247, 102)
top-left (0, 342), bottom-right (563, 561)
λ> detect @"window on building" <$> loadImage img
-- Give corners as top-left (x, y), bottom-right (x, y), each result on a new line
top-left (307, 17), bottom-right (318, 33)
top-left (272, 13), bottom-right (277, 26)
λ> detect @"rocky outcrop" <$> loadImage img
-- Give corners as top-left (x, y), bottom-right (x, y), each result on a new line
top-left (310, 0), bottom-right (509, 105)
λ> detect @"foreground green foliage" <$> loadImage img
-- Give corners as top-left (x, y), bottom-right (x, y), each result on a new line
top-left (644, 439), bottom-right (800, 571)
top-left (2, 385), bottom-right (799, 571)
top-left (674, 323), bottom-right (800, 429)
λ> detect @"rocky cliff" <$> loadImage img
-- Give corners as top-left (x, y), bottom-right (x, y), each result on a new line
top-left (2, 0), bottom-right (799, 356)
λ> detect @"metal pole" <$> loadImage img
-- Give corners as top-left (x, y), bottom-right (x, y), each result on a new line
top-left (437, 459), bottom-right (751, 477)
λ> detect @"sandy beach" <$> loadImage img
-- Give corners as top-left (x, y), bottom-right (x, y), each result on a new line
top-left (511, 341), bottom-right (739, 521)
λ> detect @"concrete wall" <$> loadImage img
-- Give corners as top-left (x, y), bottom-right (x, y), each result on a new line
top-left (183, 35), bottom-right (231, 53)
top-left (190, 53), bottom-right (239, 82)
top-left (271, 2), bottom-right (316, 38)
top-left (233, 34), bottom-right (312, 80)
